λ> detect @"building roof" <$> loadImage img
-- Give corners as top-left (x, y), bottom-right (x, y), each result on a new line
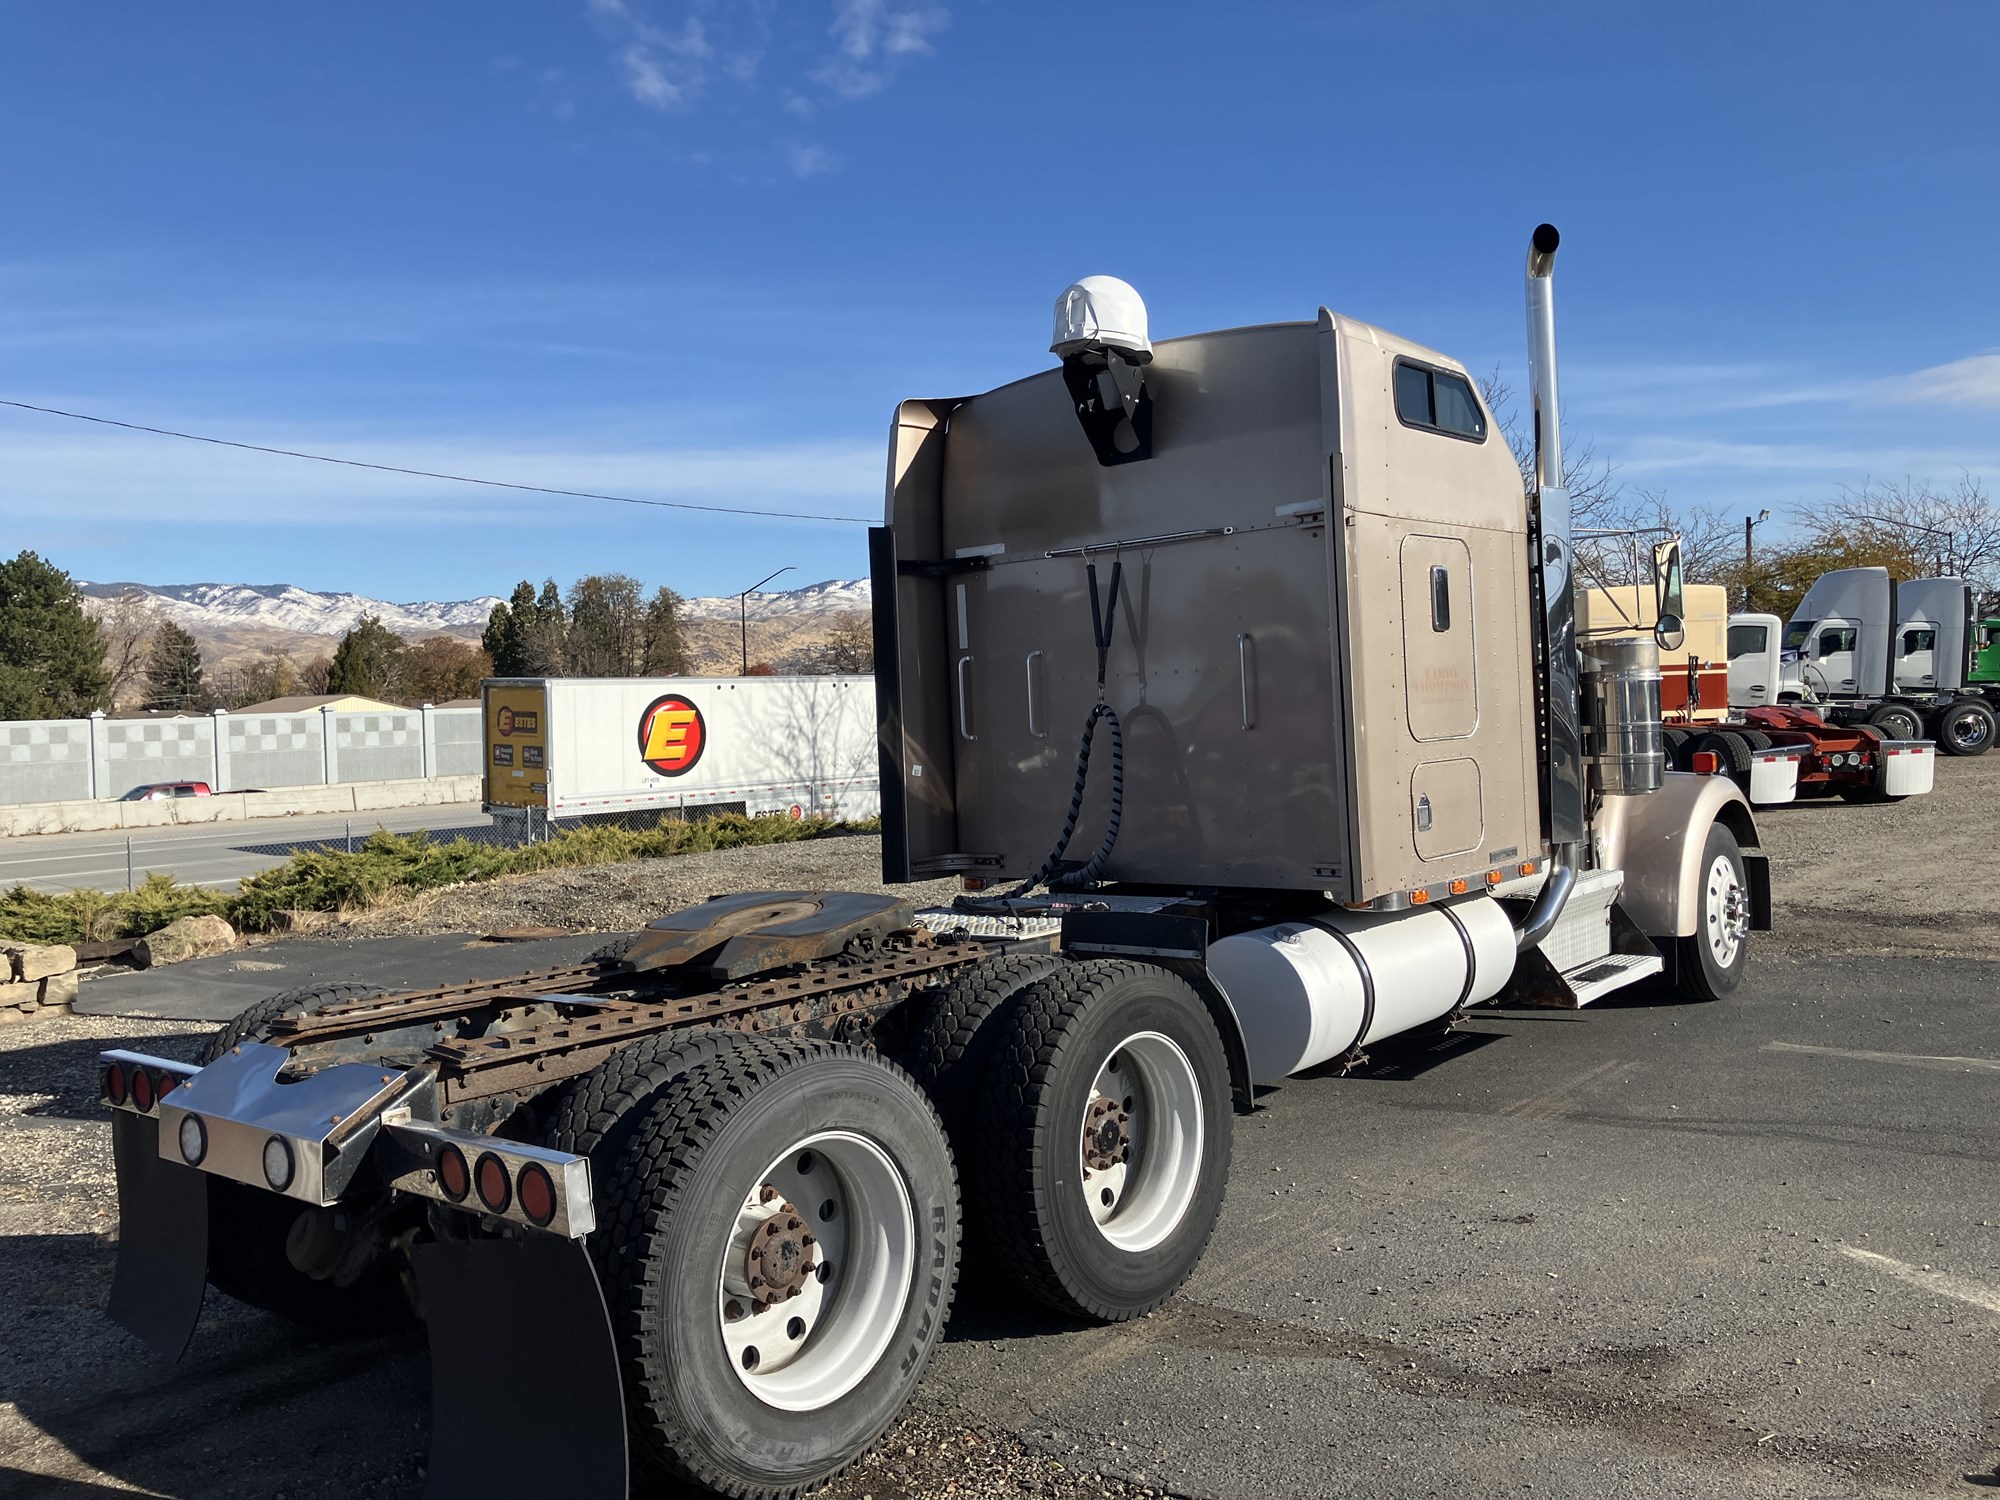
top-left (231, 694), bottom-right (404, 715)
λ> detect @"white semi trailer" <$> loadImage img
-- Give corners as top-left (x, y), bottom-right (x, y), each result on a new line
top-left (97, 226), bottom-right (1768, 1499)
top-left (479, 673), bottom-right (880, 836)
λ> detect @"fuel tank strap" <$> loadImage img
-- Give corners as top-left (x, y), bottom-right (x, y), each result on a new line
top-left (1305, 918), bottom-right (1376, 1057)
top-left (1436, 903), bottom-right (1479, 1011)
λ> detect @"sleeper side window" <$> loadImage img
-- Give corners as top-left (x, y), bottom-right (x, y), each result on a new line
top-left (1393, 360), bottom-right (1486, 441)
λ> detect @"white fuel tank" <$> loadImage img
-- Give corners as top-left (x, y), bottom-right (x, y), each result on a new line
top-left (1207, 897), bottom-right (1517, 1084)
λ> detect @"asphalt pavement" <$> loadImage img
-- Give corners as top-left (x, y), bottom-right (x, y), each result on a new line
top-left (3, 947), bottom-right (1996, 1497)
top-left (0, 803), bottom-right (496, 892)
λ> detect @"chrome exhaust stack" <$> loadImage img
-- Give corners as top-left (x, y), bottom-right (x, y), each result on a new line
top-left (1519, 222), bottom-right (1585, 950)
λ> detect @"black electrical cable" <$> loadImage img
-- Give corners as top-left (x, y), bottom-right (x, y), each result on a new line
top-left (0, 398), bottom-right (872, 525)
top-left (965, 559), bottom-right (1127, 909)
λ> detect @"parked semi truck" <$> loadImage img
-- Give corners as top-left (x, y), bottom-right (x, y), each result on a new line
top-left (1767, 567), bottom-right (1998, 755)
top-left (481, 673), bottom-right (879, 837)
top-left (1580, 583), bottom-right (1934, 804)
top-left (98, 226), bottom-right (1770, 1499)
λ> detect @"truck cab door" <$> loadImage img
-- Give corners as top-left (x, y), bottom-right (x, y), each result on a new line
top-left (1809, 618), bottom-right (1860, 695)
top-left (1895, 626), bottom-right (1937, 691)
top-left (1727, 619), bottom-right (1772, 706)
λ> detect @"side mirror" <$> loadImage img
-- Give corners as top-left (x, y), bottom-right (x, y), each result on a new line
top-left (1652, 538), bottom-right (1686, 627)
top-left (1655, 612), bottom-right (1686, 653)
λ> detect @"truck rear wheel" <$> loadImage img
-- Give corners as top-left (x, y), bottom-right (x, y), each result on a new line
top-left (1676, 823), bottom-right (1750, 1002)
top-left (598, 1042), bottom-right (959, 1497)
top-left (1935, 699), bottom-right (1997, 757)
top-left (906, 952), bottom-right (1065, 1143)
top-left (1690, 731), bottom-right (1750, 774)
top-left (974, 960), bottom-right (1232, 1322)
top-left (196, 984), bottom-right (416, 1335)
top-left (1867, 702), bottom-right (1925, 741)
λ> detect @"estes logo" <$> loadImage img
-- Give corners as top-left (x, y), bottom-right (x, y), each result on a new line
top-left (637, 693), bottom-right (706, 777)
top-left (496, 707), bottom-right (539, 737)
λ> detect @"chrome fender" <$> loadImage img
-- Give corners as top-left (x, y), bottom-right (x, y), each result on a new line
top-left (1595, 772), bottom-right (1760, 938)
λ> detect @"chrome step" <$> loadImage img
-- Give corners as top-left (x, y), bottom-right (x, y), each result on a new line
top-left (1561, 951), bottom-right (1663, 1006)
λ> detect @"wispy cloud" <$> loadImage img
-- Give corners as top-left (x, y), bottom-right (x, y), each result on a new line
top-left (1885, 352), bottom-right (2000, 410)
top-left (788, 143), bottom-right (837, 178)
top-left (585, 1), bottom-right (949, 155)
top-left (814, 0), bottom-right (948, 98)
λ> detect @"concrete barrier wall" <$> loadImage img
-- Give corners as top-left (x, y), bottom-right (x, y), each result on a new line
top-left (0, 706), bottom-right (482, 807)
top-left (0, 774), bottom-right (482, 837)
top-left (1, 722), bottom-right (93, 805)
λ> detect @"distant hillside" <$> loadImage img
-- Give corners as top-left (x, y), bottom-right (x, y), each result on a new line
top-left (78, 578), bottom-right (873, 678)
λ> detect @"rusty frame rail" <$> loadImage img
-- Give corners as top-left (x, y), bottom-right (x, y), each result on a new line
top-left (428, 941), bottom-right (991, 1103)
top-left (266, 964), bottom-right (613, 1044)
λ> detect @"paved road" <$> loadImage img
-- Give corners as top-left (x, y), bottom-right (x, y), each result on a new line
top-left (3, 949), bottom-right (1998, 1497)
top-left (0, 803), bottom-right (497, 892)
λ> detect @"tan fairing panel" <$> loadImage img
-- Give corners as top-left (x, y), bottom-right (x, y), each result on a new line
top-left (883, 313), bottom-right (1538, 900)
top-left (1593, 771), bottom-right (1756, 936)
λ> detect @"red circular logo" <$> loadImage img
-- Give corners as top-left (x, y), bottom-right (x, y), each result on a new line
top-left (637, 694), bottom-right (706, 777)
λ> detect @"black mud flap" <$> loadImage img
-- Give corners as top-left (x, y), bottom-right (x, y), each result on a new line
top-left (108, 1110), bottom-right (209, 1361)
top-left (414, 1236), bottom-right (627, 1500)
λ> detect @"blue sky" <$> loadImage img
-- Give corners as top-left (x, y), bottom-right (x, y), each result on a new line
top-left (3, 1), bottom-right (1997, 604)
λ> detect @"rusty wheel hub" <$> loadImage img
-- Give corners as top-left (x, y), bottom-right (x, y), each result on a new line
top-left (744, 1194), bottom-right (817, 1309)
top-left (1081, 1094), bottom-right (1130, 1173)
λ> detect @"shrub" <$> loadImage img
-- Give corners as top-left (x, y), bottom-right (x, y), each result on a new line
top-left (0, 811), bottom-right (869, 946)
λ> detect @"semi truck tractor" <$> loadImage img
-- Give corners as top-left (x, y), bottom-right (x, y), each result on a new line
top-left (97, 226), bottom-right (1770, 1499)
top-left (1579, 584), bottom-right (1934, 804)
top-left (1775, 567), bottom-right (1997, 755)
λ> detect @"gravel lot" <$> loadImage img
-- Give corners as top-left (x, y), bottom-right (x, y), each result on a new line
top-left (4, 763), bottom-right (1998, 1498)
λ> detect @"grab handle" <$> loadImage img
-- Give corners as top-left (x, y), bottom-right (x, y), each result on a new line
top-left (956, 656), bottom-right (977, 741)
top-left (1026, 652), bottom-right (1047, 738)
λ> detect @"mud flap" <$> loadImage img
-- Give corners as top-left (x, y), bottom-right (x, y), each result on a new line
top-left (414, 1235), bottom-right (627, 1500)
top-left (107, 1110), bottom-right (208, 1361)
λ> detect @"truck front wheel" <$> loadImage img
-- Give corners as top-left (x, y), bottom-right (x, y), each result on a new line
top-left (1677, 823), bottom-right (1750, 1002)
top-left (598, 1042), bottom-right (959, 1497)
top-left (974, 960), bottom-right (1232, 1322)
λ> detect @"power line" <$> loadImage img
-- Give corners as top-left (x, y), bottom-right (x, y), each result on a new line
top-left (0, 398), bottom-right (874, 525)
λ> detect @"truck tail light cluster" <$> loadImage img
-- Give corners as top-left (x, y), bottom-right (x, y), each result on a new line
top-left (384, 1122), bottom-right (592, 1239)
top-left (100, 1052), bottom-right (196, 1115)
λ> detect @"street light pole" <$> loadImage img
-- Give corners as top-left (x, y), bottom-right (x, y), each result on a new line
top-left (738, 566), bottom-right (795, 674)
top-left (1855, 514), bottom-right (1953, 577)
top-left (1743, 509), bottom-right (1770, 611)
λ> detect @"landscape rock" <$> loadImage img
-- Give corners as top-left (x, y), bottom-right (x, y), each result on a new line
top-left (0, 971), bottom-right (78, 1022)
top-left (1, 943), bottom-right (77, 982)
top-left (135, 914), bottom-right (237, 969)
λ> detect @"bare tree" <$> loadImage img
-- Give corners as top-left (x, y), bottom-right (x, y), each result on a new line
top-left (1799, 473), bottom-right (2000, 589)
top-left (1479, 371), bottom-right (1736, 590)
top-left (100, 588), bottom-right (164, 709)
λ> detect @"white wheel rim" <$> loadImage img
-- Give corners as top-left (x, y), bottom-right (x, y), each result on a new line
top-left (717, 1130), bottom-right (914, 1412)
top-left (1702, 852), bottom-right (1747, 970)
top-left (1077, 1032), bottom-right (1203, 1252)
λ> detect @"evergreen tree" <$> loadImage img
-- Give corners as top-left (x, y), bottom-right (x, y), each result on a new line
top-left (517, 578), bottom-right (567, 675)
top-left (0, 551), bottom-right (111, 718)
top-left (482, 580), bottom-right (535, 676)
top-left (642, 586), bottom-right (687, 675)
top-left (142, 621), bottom-right (209, 711)
top-left (566, 573), bottom-right (645, 676)
top-left (327, 614), bottom-right (408, 700)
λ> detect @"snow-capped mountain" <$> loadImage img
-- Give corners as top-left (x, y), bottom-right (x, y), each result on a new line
top-left (679, 578), bottom-right (871, 622)
top-left (80, 582), bottom-right (503, 638)
top-left (78, 578), bottom-right (874, 637)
